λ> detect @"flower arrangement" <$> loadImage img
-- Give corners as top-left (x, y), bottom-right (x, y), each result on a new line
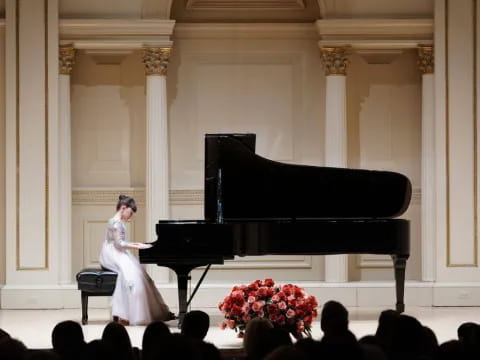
top-left (218, 278), bottom-right (318, 338)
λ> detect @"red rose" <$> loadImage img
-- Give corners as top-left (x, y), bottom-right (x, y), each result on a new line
top-left (258, 287), bottom-right (268, 297)
top-left (263, 278), bottom-right (275, 287)
top-left (252, 301), bottom-right (265, 312)
top-left (278, 301), bottom-right (287, 310)
top-left (267, 304), bottom-right (278, 314)
top-left (286, 309), bottom-right (296, 318)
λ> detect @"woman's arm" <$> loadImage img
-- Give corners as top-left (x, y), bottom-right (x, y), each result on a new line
top-left (112, 222), bottom-right (152, 250)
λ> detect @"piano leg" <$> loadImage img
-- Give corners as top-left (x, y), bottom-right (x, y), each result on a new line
top-left (391, 254), bottom-right (408, 313)
top-left (174, 266), bottom-right (194, 329)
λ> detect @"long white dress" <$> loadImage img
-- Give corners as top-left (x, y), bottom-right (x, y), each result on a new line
top-left (99, 216), bottom-right (171, 325)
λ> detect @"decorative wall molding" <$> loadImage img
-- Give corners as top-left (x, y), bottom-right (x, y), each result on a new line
top-left (186, 0), bottom-right (305, 10)
top-left (358, 255), bottom-right (392, 269)
top-left (59, 19), bottom-right (175, 49)
top-left (170, 189), bottom-right (203, 205)
top-left (72, 188), bottom-right (146, 205)
top-left (72, 188), bottom-right (204, 205)
top-left (173, 23), bottom-right (317, 39)
top-left (412, 187), bottom-right (421, 205)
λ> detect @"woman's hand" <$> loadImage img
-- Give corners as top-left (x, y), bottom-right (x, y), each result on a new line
top-left (134, 243), bottom-right (153, 250)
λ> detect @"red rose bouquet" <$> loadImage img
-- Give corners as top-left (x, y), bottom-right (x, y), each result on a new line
top-left (218, 278), bottom-right (318, 338)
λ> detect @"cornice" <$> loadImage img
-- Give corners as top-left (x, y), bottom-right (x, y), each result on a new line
top-left (60, 19), bottom-right (175, 37)
top-left (316, 19), bottom-right (433, 38)
top-left (59, 19), bottom-right (175, 49)
top-left (173, 22), bottom-right (317, 39)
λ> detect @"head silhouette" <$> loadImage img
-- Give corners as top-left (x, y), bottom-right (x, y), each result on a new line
top-left (320, 300), bottom-right (349, 336)
top-left (181, 310), bottom-right (210, 340)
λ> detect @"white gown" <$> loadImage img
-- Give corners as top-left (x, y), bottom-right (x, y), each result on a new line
top-left (99, 216), bottom-right (171, 325)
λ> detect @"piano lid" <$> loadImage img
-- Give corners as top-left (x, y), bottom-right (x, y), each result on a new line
top-left (204, 133), bottom-right (412, 221)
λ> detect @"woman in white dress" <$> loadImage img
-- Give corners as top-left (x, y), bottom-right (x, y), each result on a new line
top-left (99, 195), bottom-right (175, 325)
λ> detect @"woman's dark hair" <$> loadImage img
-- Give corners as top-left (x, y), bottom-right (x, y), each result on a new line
top-left (116, 195), bottom-right (137, 213)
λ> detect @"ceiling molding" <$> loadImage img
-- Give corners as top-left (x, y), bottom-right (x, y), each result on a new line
top-left (185, 0), bottom-right (305, 10)
top-left (59, 19), bottom-right (176, 50)
top-left (174, 22), bottom-right (317, 39)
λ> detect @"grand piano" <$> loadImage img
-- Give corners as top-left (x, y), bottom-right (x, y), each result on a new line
top-left (140, 133), bottom-right (411, 325)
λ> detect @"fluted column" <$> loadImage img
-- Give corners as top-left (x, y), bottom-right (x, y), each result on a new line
top-left (58, 45), bottom-right (75, 284)
top-left (418, 45), bottom-right (435, 282)
top-left (320, 46), bottom-right (351, 282)
top-left (142, 47), bottom-right (172, 283)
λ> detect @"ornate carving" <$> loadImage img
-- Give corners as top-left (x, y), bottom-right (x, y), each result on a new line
top-left (417, 45), bottom-right (434, 74)
top-left (142, 47), bottom-right (172, 76)
top-left (320, 47), bottom-right (352, 76)
top-left (59, 45), bottom-right (76, 75)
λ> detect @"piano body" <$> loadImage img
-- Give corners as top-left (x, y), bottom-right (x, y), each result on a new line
top-left (140, 134), bottom-right (411, 325)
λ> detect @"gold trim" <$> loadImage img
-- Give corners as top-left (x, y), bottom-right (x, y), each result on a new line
top-left (446, 0), bottom-right (479, 267)
top-left (16, 0), bottom-right (49, 270)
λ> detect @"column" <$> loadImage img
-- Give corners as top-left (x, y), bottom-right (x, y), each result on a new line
top-left (58, 44), bottom-right (75, 284)
top-left (418, 45), bottom-right (435, 282)
top-left (320, 46), bottom-right (351, 282)
top-left (142, 47), bottom-right (172, 283)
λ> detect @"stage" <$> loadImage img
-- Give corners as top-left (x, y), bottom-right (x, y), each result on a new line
top-left (0, 306), bottom-right (478, 350)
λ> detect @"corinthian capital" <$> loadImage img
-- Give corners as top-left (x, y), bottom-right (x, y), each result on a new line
top-left (59, 45), bottom-right (76, 75)
top-left (320, 47), bottom-right (352, 76)
top-left (142, 47), bottom-right (172, 76)
top-left (417, 45), bottom-right (434, 74)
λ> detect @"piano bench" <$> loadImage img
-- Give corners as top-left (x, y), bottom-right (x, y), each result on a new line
top-left (76, 268), bottom-right (118, 325)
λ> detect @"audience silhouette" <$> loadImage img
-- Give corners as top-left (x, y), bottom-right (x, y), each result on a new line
top-left (0, 303), bottom-right (479, 360)
top-left (51, 320), bottom-right (86, 360)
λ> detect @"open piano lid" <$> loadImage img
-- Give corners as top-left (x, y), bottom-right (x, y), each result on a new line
top-left (204, 133), bottom-right (412, 222)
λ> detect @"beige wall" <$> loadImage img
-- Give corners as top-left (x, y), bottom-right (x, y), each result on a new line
top-left (71, 51), bottom-right (146, 188)
top-left (70, 50), bottom-right (146, 272)
top-left (347, 51), bottom-right (422, 281)
top-left (0, 26), bottom-right (5, 285)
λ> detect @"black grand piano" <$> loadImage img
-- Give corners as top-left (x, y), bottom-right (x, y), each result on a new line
top-left (140, 133), bottom-right (411, 325)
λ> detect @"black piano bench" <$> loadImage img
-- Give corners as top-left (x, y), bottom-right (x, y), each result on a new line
top-left (76, 268), bottom-right (118, 325)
